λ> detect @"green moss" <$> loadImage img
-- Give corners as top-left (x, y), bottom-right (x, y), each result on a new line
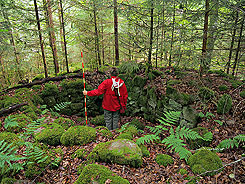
top-left (60, 126), bottom-right (96, 146)
top-left (0, 132), bottom-right (22, 147)
top-left (41, 83), bottom-right (59, 97)
top-left (218, 85), bottom-right (228, 91)
top-left (1, 177), bottom-right (17, 184)
top-left (129, 119), bottom-right (145, 130)
top-left (188, 147), bottom-right (223, 176)
top-left (188, 127), bottom-right (213, 149)
top-left (25, 164), bottom-right (43, 178)
top-left (32, 74), bottom-right (45, 82)
top-left (155, 154), bottom-right (174, 167)
top-left (139, 145), bottom-right (150, 157)
top-left (217, 94), bottom-right (232, 114)
top-left (90, 115), bottom-right (105, 126)
top-left (198, 87), bottom-right (215, 101)
top-left (88, 139), bottom-right (143, 168)
top-left (4, 114), bottom-right (31, 133)
top-left (97, 128), bottom-right (113, 138)
top-left (72, 148), bottom-right (87, 159)
top-left (34, 123), bottom-right (65, 146)
top-left (0, 96), bottom-right (20, 109)
top-left (53, 117), bottom-right (75, 130)
top-left (178, 168), bottom-right (188, 175)
top-left (74, 164), bottom-right (130, 184)
top-left (166, 86), bottom-right (178, 96)
top-left (167, 80), bottom-right (181, 86)
top-left (240, 91), bottom-right (245, 98)
top-left (148, 72), bottom-right (156, 80)
top-left (116, 133), bottom-right (133, 140)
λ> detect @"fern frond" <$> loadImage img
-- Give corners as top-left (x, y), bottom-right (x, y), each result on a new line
top-left (4, 115), bottom-right (19, 129)
top-left (234, 134), bottom-right (245, 142)
top-left (175, 126), bottom-right (202, 140)
top-left (0, 140), bottom-right (25, 176)
top-left (136, 134), bottom-right (160, 145)
top-left (202, 132), bottom-right (213, 141)
top-left (216, 138), bottom-right (238, 150)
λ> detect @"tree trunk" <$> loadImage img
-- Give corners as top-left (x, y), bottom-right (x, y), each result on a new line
top-left (59, 0), bottom-right (69, 73)
top-left (232, 17), bottom-right (244, 76)
top-left (226, 11), bottom-right (238, 74)
top-left (155, 13), bottom-right (160, 68)
top-left (2, 10), bottom-right (22, 80)
top-left (101, 21), bottom-right (105, 65)
top-left (206, 0), bottom-right (218, 69)
top-left (34, 0), bottom-right (48, 78)
top-left (58, 0), bottom-right (65, 71)
top-left (148, 1), bottom-right (154, 68)
top-left (114, 0), bottom-right (119, 66)
top-left (44, 0), bottom-right (59, 75)
top-left (93, 1), bottom-right (101, 66)
top-left (200, 0), bottom-right (209, 75)
top-left (168, 1), bottom-right (175, 66)
top-left (160, 4), bottom-right (165, 63)
top-left (0, 55), bottom-right (7, 87)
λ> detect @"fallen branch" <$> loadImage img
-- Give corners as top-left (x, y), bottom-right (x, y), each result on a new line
top-left (0, 102), bottom-right (28, 117)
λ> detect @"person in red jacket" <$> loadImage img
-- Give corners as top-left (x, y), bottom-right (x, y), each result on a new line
top-left (83, 67), bottom-right (128, 130)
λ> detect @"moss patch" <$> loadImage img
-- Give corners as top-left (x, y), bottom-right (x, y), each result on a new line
top-left (74, 164), bottom-right (130, 184)
top-left (34, 123), bottom-right (65, 146)
top-left (90, 115), bottom-right (105, 126)
top-left (53, 117), bottom-right (75, 130)
top-left (88, 139), bottom-right (143, 168)
top-left (4, 114), bottom-right (32, 133)
top-left (198, 87), bottom-right (215, 101)
top-left (60, 126), bottom-right (96, 146)
top-left (155, 154), bottom-right (174, 167)
top-left (188, 147), bottom-right (223, 176)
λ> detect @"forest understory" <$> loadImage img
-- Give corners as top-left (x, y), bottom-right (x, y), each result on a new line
top-left (0, 67), bottom-right (244, 184)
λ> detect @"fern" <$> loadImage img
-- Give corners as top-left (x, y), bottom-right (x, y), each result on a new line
top-left (53, 102), bottom-right (71, 111)
top-left (23, 142), bottom-right (48, 166)
top-left (41, 102), bottom-right (71, 116)
top-left (0, 140), bottom-right (25, 176)
top-left (4, 115), bottom-right (19, 130)
top-left (216, 134), bottom-right (245, 151)
top-left (160, 111), bottom-right (181, 125)
top-left (175, 126), bottom-right (203, 140)
top-left (146, 125), bottom-right (168, 135)
top-left (162, 132), bottom-right (192, 162)
top-left (119, 122), bottom-right (131, 133)
top-left (136, 134), bottom-right (160, 145)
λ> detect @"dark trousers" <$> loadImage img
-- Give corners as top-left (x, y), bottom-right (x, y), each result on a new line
top-left (104, 109), bottom-right (120, 130)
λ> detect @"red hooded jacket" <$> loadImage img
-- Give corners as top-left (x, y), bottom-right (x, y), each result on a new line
top-left (87, 76), bottom-right (128, 112)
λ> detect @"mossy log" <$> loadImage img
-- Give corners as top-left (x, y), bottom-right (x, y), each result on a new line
top-left (0, 102), bottom-right (28, 117)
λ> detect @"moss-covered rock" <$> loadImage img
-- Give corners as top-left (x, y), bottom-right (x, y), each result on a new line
top-left (198, 87), bottom-right (215, 101)
top-left (217, 94), bottom-right (232, 114)
top-left (88, 139), bottom-right (143, 168)
top-left (115, 133), bottom-right (133, 140)
top-left (180, 106), bottom-right (200, 128)
top-left (74, 164), bottom-right (130, 184)
top-left (53, 117), bottom-right (75, 130)
top-left (4, 114), bottom-right (32, 133)
top-left (72, 148), bottom-right (87, 159)
top-left (60, 126), bottom-right (96, 146)
top-left (90, 115), bottom-right (105, 126)
top-left (187, 127), bottom-right (213, 149)
top-left (188, 147), bottom-right (223, 176)
top-left (155, 154), bottom-right (174, 167)
top-left (34, 123), bottom-right (65, 146)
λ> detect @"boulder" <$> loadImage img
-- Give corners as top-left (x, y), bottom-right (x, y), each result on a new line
top-left (88, 139), bottom-right (143, 168)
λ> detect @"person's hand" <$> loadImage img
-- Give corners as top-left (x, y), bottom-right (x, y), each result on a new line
top-left (83, 90), bottom-right (87, 95)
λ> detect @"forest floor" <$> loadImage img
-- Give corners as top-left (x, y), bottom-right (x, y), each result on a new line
top-left (2, 68), bottom-right (245, 184)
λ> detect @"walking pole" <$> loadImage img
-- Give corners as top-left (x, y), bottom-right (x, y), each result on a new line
top-left (81, 51), bottom-right (88, 125)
